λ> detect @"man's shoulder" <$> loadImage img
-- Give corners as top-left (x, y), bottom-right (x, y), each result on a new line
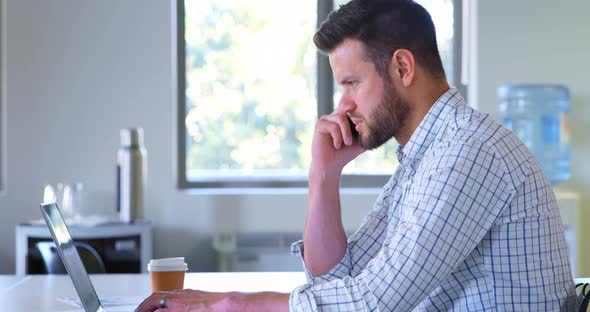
top-left (441, 104), bottom-right (531, 160)
top-left (424, 104), bottom-right (537, 186)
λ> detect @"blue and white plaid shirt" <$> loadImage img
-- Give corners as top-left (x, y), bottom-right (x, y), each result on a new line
top-left (290, 88), bottom-right (576, 311)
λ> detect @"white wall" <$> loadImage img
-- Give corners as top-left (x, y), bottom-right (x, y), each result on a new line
top-left (1, 0), bottom-right (589, 276)
top-left (475, 0), bottom-right (590, 274)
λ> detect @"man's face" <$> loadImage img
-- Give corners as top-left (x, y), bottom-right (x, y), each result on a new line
top-left (329, 39), bottom-right (409, 150)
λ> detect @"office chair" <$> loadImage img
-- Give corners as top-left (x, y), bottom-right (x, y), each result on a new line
top-left (36, 241), bottom-right (106, 274)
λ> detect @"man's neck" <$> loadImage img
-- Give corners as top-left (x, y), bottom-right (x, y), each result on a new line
top-left (395, 79), bottom-right (450, 146)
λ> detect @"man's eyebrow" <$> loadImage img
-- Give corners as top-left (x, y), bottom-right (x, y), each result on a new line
top-left (338, 75), bottom-right (355, 85)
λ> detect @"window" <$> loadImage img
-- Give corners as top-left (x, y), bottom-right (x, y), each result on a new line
top-left (178, 0), bottom-right (462, 188)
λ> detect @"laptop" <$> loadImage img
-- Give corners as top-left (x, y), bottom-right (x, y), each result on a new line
top-left (40, 202), bottom-right (140, 312)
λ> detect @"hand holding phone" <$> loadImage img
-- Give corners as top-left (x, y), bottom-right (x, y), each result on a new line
top-left (348, 116), bottom-right (359, 139)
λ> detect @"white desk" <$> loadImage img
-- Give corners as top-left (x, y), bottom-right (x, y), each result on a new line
top-left (0, 272), bottom-right (306, 311)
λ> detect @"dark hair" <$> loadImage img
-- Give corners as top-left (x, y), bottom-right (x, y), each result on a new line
top-left (314, 0), bottom-right (445, 79)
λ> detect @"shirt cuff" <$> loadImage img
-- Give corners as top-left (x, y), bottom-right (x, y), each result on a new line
top-left (289, 284), bottom-right (318, 312)
top-left (291, 240), bottom-right (352, 285)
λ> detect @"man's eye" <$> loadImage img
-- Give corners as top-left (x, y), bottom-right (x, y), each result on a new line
top-left (346, 81), bottom-right (357, 86)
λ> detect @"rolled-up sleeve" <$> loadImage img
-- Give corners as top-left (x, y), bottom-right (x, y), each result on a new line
top-left (291, 240), bottom-right (353, 285)
top-left (289, 274), bottom-right (379, 312)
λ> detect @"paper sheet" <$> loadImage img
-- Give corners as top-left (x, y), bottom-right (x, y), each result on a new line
top-left (57, 296), bottom-right (144, 311)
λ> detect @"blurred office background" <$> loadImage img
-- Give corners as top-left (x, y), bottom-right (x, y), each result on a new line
top-left (0, 0), bottom-right (589, 276)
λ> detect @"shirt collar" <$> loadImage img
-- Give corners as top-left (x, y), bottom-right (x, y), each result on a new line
top-left (396, 88), bottom-right (464, 165)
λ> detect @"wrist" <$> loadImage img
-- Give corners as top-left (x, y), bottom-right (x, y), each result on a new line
top-left (309, 164), bottom-right (341, 186)
top-left (228, 292), bottom-right (290, 312)
top-left (225, 292), bottom-right (245, 311)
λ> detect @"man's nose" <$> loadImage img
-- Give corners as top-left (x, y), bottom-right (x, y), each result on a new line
top-left (337, 93), bottom-right (355, 113)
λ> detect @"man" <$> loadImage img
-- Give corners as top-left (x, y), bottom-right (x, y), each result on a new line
top-left (136, 0), bottom-right (575, 310)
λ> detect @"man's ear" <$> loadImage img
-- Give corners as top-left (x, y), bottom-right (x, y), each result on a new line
top-left (390, 49), bottom-right (415, 87)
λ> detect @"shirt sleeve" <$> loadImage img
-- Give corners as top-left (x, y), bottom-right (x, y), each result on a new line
top-left (290, 141), bottom-right (515, 311)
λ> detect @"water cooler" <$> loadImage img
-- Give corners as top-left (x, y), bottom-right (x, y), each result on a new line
top-left (498, 84), bottom-right (579, 277)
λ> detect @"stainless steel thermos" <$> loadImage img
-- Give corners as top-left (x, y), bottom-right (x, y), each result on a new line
top-left (117, 128), bottom-right (147, 223)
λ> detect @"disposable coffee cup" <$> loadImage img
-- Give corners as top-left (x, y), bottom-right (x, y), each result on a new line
top-left (148, 257), bottom-right (188, 292)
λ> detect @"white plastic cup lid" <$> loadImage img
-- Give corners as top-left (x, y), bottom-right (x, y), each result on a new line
top-left (147, 257), bottom-right (188, 272)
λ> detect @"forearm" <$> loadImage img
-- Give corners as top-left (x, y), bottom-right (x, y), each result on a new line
top-left (303, 169), bottom-right (348, 276)
top-left (229, 292), bottom-right (290, 312)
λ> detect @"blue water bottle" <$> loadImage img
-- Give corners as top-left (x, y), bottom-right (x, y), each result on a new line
top-left (497, 84), bottom-right (571, 186)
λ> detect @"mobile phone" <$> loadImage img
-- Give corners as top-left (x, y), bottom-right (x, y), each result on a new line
top-left (347, 116), bottom-right (359, 139)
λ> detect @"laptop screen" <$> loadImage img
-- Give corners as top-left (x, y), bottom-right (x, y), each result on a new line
top-left (40, 203), bottom-right (103, 312)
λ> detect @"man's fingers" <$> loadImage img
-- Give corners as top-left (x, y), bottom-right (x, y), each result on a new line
top-left (319, 113), bottom-right (355, 146)
top-left (134, 293), bottom-right (162, 312)
top-left (318, 116), bottom-right (344, 149)
top-left (136, 291), bottom-right (182, 312)
top-left (335, 114), bottom-right (354, 145)
top-left (319, 112), bottom-right (358, 148)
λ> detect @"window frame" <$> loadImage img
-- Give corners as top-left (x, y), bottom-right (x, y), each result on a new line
top-left (0, 1), bottom-right (4, 194)
top-left (177, 0), bottom-right (464, 189)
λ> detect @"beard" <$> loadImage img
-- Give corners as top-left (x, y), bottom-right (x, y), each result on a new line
top-left (358, 80), bottom-right (410, 150)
